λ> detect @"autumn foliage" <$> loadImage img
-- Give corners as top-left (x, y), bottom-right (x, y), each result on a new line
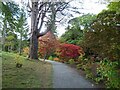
top-left (38, 31), bottom-right (84, 61)
top-left (56, 43), bottom-right (84, 61)
top-left (23, 47), bottom-right (29, 56)
top-left (38, 31), bottom-right (59, 58)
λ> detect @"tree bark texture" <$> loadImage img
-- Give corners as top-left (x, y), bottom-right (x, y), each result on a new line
top-left (30, 32), bottom-right (38, 59)
top-left (29, 2), bottom-right (39, 60)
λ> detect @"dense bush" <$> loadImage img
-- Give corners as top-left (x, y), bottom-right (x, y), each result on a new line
top-left (38, 31), bottom-right (59, 58)
top-left (96, 59), bottom-right (120, 88)
top-left (14, 54), bottom-right (25, 68)
top-left (68, 59), bottom-right (75, 64)
top-left (83, 10), bottom-right (120, 61)
top-left (56, 43), bottom-right (84, 61)
top-left (77, 55), bottom-right (120, 88)
top-left (53, 57), bottom-right (60, 62)
top-left (48, 56), bottom-right (53, 60)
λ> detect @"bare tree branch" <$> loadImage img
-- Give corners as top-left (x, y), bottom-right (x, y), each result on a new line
top-left (37, 28), bottom-right (49, 38)
top-left (27, 0), bottom-right (32, 11)
top-left (38, 2), bottom-right (47, 12)
top-left (55, 18), bottom-right (64, 22)
top-left (60, 11), bottom-right (67, 16)
top-left (38, 3), bottom-right (50, 33)
top-left (43, 20), bottom-right (48, 23)
top-left (56, 2), bottom-right (69, 12)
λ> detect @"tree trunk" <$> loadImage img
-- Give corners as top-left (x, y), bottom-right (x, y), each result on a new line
top-left (2, 20), bottom-right (7, 51)
top-left (43, 52), bottom-right (47, 62)
top-left (19, 37), bottom-right (22, 55)
top-left (19, 30), bottom-right (22, 55)
top-left (29, 2), bottom-right (50, 60)
top-left (29, 2), bottom-right (39, 60)
top-left (51, 3), bottom-right (56, 32)
top-left (10, 45), bottom-right (12, 51)
top-left (29, 33), bottom-right (38, 59)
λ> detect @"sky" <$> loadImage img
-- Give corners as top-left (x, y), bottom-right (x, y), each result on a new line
top-left (14, 0), bottom-right (108, 37)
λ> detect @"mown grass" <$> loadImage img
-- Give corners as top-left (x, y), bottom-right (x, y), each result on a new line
top-left (1, 52), bottom-right (53, 88)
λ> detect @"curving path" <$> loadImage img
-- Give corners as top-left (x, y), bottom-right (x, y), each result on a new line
top-left (46, 60), bottom-right (96, 88)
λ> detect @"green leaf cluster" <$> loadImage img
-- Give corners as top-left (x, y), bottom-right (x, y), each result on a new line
top-left (96, 58), bottom-right (120, 88)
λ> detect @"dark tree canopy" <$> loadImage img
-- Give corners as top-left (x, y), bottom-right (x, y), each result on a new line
top-left (83, 10), bottom-right (120, 60)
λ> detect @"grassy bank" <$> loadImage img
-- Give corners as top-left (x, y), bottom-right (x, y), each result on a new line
top-left (1, 52), bottom-right (53, 88)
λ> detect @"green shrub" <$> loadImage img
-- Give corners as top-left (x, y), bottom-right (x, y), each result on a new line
top-left (78, 55), bottom-right (84, 63)
top-left (68, 59), bottom-right (75, 64)
top-left (76, 64), bottom-right (82, 69)
top-left (48, 56), bottom-right (53, 60)
top-left (78, 55), bottom-right (89, 64)
top-left (77, 62), bottom-right (94, 79)
top-left (85, 69), bottom-right (93, 79)
top-left (96, 58), bottom-right (120, 88)
top-left (14, 54), bottom-right (24, 66)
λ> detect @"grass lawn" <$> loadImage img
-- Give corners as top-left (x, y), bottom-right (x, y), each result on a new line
top-left (1, 52), bottom-right (53, 88)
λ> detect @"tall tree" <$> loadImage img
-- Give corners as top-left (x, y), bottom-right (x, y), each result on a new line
top-left (38, 31), bottom-right (58, 61)
top-left (4, 32), bottom-right (17, 52)
top-left (16, 9), bottom-right (29, 55)
top-left (60, 14), bottom-right (96, 45)
top-left (28, 1), bottom-right (75, 59)
top-left (60, 24), bottom-right (83, 45)
top-left (28, 1), bottom-right (51, 59)
top-left (1, 1), bottom-right (20, 51)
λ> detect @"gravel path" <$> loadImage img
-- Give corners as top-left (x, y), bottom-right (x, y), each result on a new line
top-left (46, 60), bottom-right (96, 88)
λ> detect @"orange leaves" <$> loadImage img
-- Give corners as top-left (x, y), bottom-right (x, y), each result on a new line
top-left (53, 58), bottom-right (60, 61)
top-left (23, 47), bottom-right (29, 55)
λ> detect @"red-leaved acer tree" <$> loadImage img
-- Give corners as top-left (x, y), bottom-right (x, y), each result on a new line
top-left (38, 31), bottom-right (59, 60)
top-left (56, 43), bottom-right (84, 61)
